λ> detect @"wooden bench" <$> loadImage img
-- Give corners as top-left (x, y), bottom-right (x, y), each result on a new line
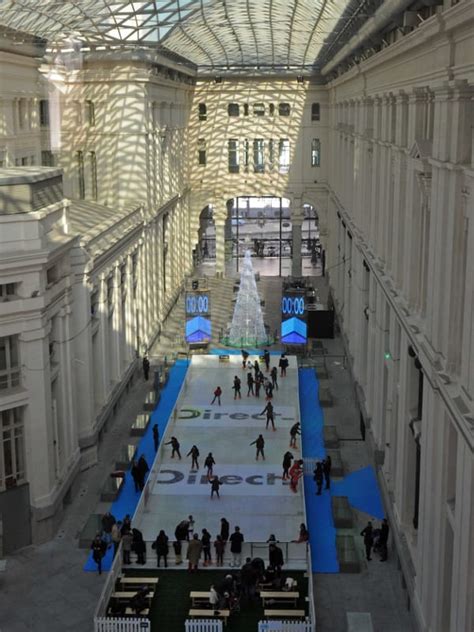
top-left (125, 608), bottom-right (149, 617)
top-left (258, 580), bottom-right (298, 591)
top-left (260, 591), bottom-right (299, 607)
top-left (111, 591), bottom-right (153, 601)
top-left (130, 413), bottom-right (150, 437)
top-left (190, 591), bottom-right (211, 606)
top-left (119, 576), bottom-right (159, 587)
top-left (188, 609), bottom-right (230, 625)
top-left (264, 609), bottom-right (306, 620)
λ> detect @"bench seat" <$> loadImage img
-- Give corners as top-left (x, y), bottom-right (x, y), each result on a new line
top-left (264, 609), bottom-right (306, 619)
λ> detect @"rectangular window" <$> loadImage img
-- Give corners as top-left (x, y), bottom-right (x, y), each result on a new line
top-left (39, 99), bottom-right (50, 126)
top-left (311, 138), bottom-right (321, 167)
top-left (253, 139), bottom-right (265, 173)
top-left (228, 139), bottom-right (240, 173)
top-left (253, 103), bottom-right (265, 117)
top-left (86, 100), bottom-right (95, 126)
top-left (198, 138), bottom-right (207, 165)
top-left (311, 102), bottom-right (320, 121)
top-left (228, 103), bottom-right (239, 117)
top-left (1, 407), bottom-right (25, 490)
top-left (0, 336), bottom-right (20, 391)
top-left (90, 151), bottom-right (98, 200)
top-left (278, 139), bottom-right (290, 173)
top-left (77, 151), bottom-right (85, 199)
top-left (198, 103), bottom-right (207, 121)
top-left (279, 103), bottom-right (290, 117)
top-left (21, 157), bottom-right (28, 166)
top-left (41, 150), bottom-right (54, 166)
top-left (0, 283), bottom-right (16, 299)
top-left (18, 99), bottom-right (26, 129)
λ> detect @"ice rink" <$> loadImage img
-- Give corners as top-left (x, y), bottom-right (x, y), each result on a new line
top-left (136, 354), bottom-right (306, 543)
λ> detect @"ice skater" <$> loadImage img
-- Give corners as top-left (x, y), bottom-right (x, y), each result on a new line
top-left (152, 424), bottom-right (159, 451)
top-left (250, 434), bottom-right (265, 460)
top-left (165, 436), bottom-right (181, 459)
top-left (205, 452), bottom-right (215, 477)
top-left (186, 445), bottom-right (200, 470)
top-left (232, 375), bottom-right (242, 399)
top-left (279, 354), bottom-right (289, 377)
top-left (270, 366), bottom-right (278, 390)
top-left (263, 349), bottom-right (270, 372)
top-left (241, 349), bottom-right (249, 370)
top-left (210, 476), bottom-right (221, 499)
top-left (289, 422), bottom-right (301, 448)
top-left (211, 386), bottom-right (222, 405)
top-left (255, 374), bottom-right (262, 398)
top-left (247, 372), bottom-right (254, 396)
top-left (260, 401), bottom-right (276, 430)
top-left (289, 459), bottom-right (304, 493)
top-left (265, 378), bottom-right (273, 400)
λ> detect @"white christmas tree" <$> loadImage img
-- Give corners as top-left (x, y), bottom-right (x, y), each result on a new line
top-left (228, 250), bottom-right (268, 347)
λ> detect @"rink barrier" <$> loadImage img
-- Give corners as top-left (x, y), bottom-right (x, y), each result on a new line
top-left (95, 616), bottom-right (150, 632)
top-left (185, 619), bottom-right (223, 632)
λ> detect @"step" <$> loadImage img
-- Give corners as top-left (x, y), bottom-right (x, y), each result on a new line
top-left (336, 534), bottom-right (360, 573)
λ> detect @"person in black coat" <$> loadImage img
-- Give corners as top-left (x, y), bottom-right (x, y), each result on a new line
top-left (142, 355), bottom-right (150, 380)
top-left (137, 454), bottom-right (149, 491)
top-left (232, 376), bottom-right (242, 400)
top-left (204, 452), bottom-right (215, 477)
top-left (270, 366), bottom-right (278, 390)
top-left (130, 587), bottom-right (149, 615)
top-left (220, 517), bottom-right (230, 542)
top-left (131, 460), bottom-right (141, 492)
top-left (247, 372), bottom-right (254, 396)
top-left (250, 434), bottom-right (265, 460)
top-left (379, 518), bottom-right (389, 561)
top-left (241, 349), bottom-right (249, 370)
top-left (210, 476), bottom-right (221, 499)
top-left (187, 445), bottom-right (200, 470)
top-left (201, 528), bottom-right (212, 566)
top-left (263, 349), bottom-right (270, 371)
top-left (279, 354), bottom-right (289, 377)
top-left (152, 530), bottom-right (169, 567)
top-left (165, 436), bottom-right (181, 459)
top-left (268, 543), bottom-right (284, 574)
top-left (282, 451), bottom-right (294, 480)
top-left (260, 401), bottom-right (275, 430)
top-left (360, 521), bottom-right (374, 561)
top-left (322, 456), bottom-right (331, 490)
top-left (313, 462), bottom-right (324, 495)
top-left (133, 528), bottom-right (146, 564)
top-left (91, 534), bottom-right (107, 574)
top-left (152, 424), bottom-right (159, 451)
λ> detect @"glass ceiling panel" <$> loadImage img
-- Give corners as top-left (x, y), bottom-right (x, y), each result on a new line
top-left (0, 0), bottom-right (353, 72)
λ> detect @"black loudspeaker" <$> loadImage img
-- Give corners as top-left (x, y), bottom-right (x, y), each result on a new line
top-left (192, 280), bottom-right (199, 290)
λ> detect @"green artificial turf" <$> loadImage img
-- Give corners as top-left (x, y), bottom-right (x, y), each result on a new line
top-left (123, 569), bottom-right (308, 632)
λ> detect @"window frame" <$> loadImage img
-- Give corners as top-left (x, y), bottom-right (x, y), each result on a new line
top-left (198, 103), bottom-right (207, 121)
top-left (278, 139), bottom-right (290, 173)
top-left (228, 103), bottom-right (239, 117)
top-left (228, 139), bottom-right (240, 173)
top-left (278, 103), bottom-right (291, 117)
top-left (311, 103), bottom-right (320, 122)
top-left (0, 407), bottom-right (25, 490)
top-left (311, 138), bottom-right (321, 167)
top-left (253, 139), bottom-right (265, 173)
top-left (0, 335), bottom-right (20, 391)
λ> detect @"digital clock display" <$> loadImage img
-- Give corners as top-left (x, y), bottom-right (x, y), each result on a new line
top-left (185, 293), bottom-right (210, 315)
top-left (281, 296), bottom-right (305, 315)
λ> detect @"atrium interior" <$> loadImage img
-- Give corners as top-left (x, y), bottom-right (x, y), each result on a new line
top-left (0, 1), bottom-right (473, 631)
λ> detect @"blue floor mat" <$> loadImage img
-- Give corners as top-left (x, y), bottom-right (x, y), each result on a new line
top-left (84, 359), bottom-right (189, 573)
top-left (332, 465), bottom-right (385, 520)
top-left (299, 368), bottom-right (339, 573)
top-left (209, 348), bottom-right (282, 355)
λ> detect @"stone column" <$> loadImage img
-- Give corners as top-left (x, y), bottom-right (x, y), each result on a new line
top-left (214, 213), bottom-right (226, 277)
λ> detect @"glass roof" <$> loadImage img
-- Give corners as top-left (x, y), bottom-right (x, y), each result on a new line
top-left (0, 0), bottom-right (355, 73)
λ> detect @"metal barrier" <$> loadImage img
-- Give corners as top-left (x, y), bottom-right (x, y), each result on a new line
top-left (95, 617), bottom-right (150, 632)
top-left (185, 619), bottom-right (223, 632)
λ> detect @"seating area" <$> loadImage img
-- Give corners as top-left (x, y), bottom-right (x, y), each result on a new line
top-left (107, 574), bottom-right (159, 619)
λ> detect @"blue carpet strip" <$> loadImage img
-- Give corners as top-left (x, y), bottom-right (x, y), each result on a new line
top-left (299, 368), bottom-right (339, 573)
top-left (84, 359), bottom-right (189, 572)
